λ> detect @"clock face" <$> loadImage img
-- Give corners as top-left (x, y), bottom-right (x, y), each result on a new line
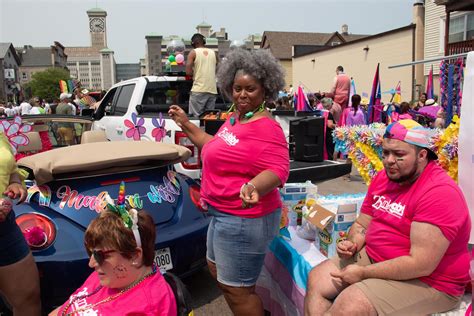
top-left (89, 18), bottom-right (105, 32)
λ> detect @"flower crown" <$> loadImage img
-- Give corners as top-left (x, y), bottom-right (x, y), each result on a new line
top-left (104, 181), bottom-right (142, 248)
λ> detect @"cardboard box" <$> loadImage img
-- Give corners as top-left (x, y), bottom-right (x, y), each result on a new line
top-left (280, 182), bottom-right (317, 226)
top-left (307, 203), bottom-right (357, 258)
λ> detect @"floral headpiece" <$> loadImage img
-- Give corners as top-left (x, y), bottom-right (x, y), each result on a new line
top-left (105, 181), bottom-right (142, 248)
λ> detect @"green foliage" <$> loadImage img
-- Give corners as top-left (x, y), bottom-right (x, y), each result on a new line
top-left (27, 68), bottom-right (70, 100)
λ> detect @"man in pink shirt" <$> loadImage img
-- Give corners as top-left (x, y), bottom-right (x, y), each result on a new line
top-left (305, 119), bottom-right (471, 315)
top-left (324, 66), bottom-right (350, 110)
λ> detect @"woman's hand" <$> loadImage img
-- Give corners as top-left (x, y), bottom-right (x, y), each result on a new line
top-left (0, 198), bottom-right (12, 222)
top-left (4, 182), bottom-right (27, 204)
top-left (168, 105), bottom-right (189, 128)
top-left (239, 182), bottom-right (260, 208)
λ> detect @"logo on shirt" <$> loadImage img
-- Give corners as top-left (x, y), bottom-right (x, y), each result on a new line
top-left (217, 127), bottom-right (239, 146)
top-left (372, 195), bottom-right (406, 218)
top-left (68, 287), bottom-right (99, 315)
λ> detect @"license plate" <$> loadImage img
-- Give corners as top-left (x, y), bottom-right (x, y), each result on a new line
top-left (154, 247), bottom-right (173, 271)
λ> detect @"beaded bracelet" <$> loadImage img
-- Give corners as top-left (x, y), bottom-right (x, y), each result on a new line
top-left (240, 182), bottom-right (256, 195)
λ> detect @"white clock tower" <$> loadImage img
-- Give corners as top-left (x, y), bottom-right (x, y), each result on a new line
top-left (87, 7), bottom-right (107, 48)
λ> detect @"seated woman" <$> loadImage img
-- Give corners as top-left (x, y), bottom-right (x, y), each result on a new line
top-left (50, 190), bottom-right (177, 316)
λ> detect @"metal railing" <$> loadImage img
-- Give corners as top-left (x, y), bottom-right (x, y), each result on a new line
top-left (447, 39), bottom-right (474, 55)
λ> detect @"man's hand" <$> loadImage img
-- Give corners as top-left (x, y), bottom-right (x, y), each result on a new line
top-left (330, 265), bottom-right (366, 284)
top-left (3, 182), bottom-right (27, 204)
top-left (336, 240), bottom-right (358, 259)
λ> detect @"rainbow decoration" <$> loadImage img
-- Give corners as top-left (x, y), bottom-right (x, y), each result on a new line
top-left (430, 115), bottom-right (459, 182)
top-left (333, 121), bottom-right (460, 185)
top-left (106, 181), bottom-right (133, 228)
top-left (26, 185), bottom-right (52, 207)
top-left (59, 80), bottom-right (68, 93)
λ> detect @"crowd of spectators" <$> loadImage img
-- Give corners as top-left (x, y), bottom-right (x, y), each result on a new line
top-left (0, 88), bottom-right (103, 118)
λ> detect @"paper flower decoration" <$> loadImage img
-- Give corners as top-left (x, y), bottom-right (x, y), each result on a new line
top-left (333, 122), bottom-right (459, 185)
top-left (151, 113), bottom-right (167, 142)
top-left (124, 113), bottom-right (146, 141)
top-left (0, 116), bottom-right (32, 154)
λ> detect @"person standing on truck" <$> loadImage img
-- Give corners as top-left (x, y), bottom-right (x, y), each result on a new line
top-left (186, 33), bottom-right (218, 117)
top-left (323, 65), bottom-right (351, 110)
top-left (169, 48), bottom-right (289, 316)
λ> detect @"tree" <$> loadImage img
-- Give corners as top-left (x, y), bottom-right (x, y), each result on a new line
top-left (26, 68), bottom-right (70, 101)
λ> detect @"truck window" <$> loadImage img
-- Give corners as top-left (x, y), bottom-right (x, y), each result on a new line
top-left (112, 84), bottom-right (135, 116)
top-left (93, 87), bottom-right (118, 120)
top-left (139, 81), bottom-right (192, 114)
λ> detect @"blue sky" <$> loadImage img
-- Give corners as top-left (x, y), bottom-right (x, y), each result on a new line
top-left (1, 0), bottom-right (415, 63)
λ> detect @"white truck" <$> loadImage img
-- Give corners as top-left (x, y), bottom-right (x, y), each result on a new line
top-left (91, 75), bottom-right (205, 179)
top-left (90, 75), bottom-right (351, 182)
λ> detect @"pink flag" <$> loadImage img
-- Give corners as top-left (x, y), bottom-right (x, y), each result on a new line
top-left (426, 65), bottom-right (434, 100)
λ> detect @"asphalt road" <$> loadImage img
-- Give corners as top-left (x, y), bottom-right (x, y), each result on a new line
top-left (183, 168), bottom-right (368, 315)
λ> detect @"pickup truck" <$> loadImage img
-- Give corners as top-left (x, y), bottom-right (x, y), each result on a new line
top-left (90, 75), bottom-right (351, 182)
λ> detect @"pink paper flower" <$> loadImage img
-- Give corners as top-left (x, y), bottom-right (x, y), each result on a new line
top-left (151, 113), bottom-right (167, 142)
top-left (124, 113), bottom-right (146, 141)
top-left (0, 116), bottom-right (32, 154)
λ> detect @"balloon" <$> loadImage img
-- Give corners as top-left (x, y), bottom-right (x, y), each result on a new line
top-left (168, 55), bottom-right (176, 62)
top-left (166, 39), bottom-right (186, 55)
top-left (165, 60), bottom-right (170, 65)
top-left (170, 61), bottom-right (178, 65)
top-left (175, 54), bottom-right (184, 64)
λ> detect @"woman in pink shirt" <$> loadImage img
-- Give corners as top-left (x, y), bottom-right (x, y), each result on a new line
top-left (169, 49), bottom-right (289, 315)
top-left (51, 198), bottom-right (177, 316)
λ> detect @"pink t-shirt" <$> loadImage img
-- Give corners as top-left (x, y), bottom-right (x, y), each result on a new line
top-left (201, 116), bottom-right (289, 218)
top-left (361, 161), bottom-right (471, 296)
top-left (57, 271), bottom-right (177, 315)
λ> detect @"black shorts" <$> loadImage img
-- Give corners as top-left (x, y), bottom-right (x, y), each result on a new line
top-left (0, 211), bottom-right (30, 266)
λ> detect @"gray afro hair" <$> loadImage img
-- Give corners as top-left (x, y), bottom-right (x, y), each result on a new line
top-left (217, 49), bottom-right (286, 101)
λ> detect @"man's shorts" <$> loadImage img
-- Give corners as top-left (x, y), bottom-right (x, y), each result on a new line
top-left (189, 92), bottom-right (217, 117)
top-left (206, 205), bottom-right (281, 287)
top-left (58, 127), bottom-right (74, 142)
top-left (331, 248), bottom-right (461, 315)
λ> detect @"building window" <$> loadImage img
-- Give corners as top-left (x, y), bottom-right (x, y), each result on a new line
top-left (449, 12), bottom-right (474, 43)
top-left (331, 41), bottom-right (341, 46)
top-left (22, 72), bottom-right (27, 80)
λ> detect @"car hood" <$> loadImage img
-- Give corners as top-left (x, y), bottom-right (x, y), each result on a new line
top-left (18, 141), bottom-right (191, 185)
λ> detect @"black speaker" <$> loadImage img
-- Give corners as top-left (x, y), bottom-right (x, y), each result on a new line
top-left (289, 116), bottom-right (324, 162)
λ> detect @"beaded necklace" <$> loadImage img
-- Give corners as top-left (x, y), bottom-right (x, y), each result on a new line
top-left (61, 265), bottom-right (157, 316)
top-left (229, 102), bottom-right (266, 126)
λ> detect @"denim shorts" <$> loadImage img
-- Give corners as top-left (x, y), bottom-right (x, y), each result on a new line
top-left (206, 206), bottom-right (281, 287)
top-left (0, 210), bottom-right (30, 266)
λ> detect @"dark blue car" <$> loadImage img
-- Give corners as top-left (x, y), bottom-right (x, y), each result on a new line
top-left (8, 136), bottom-right (209, 312)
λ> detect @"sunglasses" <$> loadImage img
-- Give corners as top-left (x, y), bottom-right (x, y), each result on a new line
top-left (87, 249), bottom-right (117, 265)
